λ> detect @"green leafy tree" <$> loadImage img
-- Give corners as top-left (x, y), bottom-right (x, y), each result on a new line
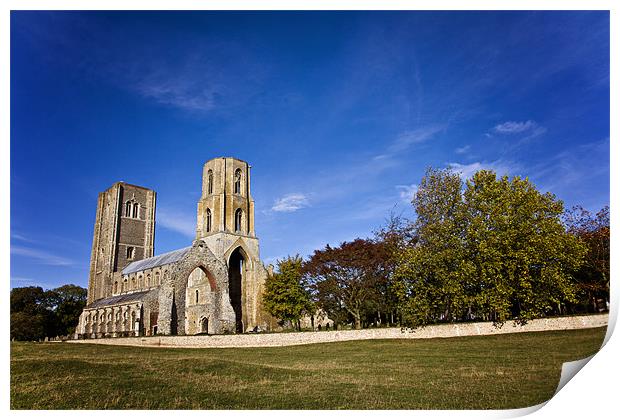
top-left (392, 168), bottom-right (470, 327)
top-left (50, 284), bottom-right (88, 336)
top-left (10, 286), bottom-right (56, 340)
top-left (10, 284), bottom-right (87, 340)
top-left (462, 170), bottom-right (584, 324)
top-left (393, 168), bottom-right (586, 328)
top-left (263, 256), bottom-right (313, 331)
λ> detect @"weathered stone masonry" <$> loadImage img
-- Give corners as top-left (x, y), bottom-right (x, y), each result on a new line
top-left (76, 157), bottom-right (275, 338)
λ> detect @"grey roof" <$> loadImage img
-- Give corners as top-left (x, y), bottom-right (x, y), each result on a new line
top-left (121, 246), bottom-right (191, 275)
top-left (85, 290), bottom-right (151, 309)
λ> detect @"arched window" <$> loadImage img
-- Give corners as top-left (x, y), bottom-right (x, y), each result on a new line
top-left (235, 208), bottom-right (243, 232)
top-left (123, 279), bottom-right (128, 292)
top-left (146, 274), bottom-right (151, 287)
top-left (114, 281), bottom-right (119, 294)
top-left (234, 169), bottom-right (241, 194)
top-left (207, 170), bottom-right (213, 194)
top-left (155, 271), bottom-right (160, 286)
top-left (131, 277), bottom-right (137, 289)
top-left (126, 246), bottom-right (135, 260)
top-left (206, 208), bottom-right (212, 232)
top-left (133, 202), bottom-right (139, 219)
top-left (195, 290), bottom-right (199, 304)
top-left (125, 201), bottom-right (132, 217)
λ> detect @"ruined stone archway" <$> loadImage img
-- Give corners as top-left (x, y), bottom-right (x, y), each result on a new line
top-left (228, 246), bottom-right (248, 333)
top-left (200, 317), bottom-right (209, 334)
top-left (157, 240), bottom-right (236, 336)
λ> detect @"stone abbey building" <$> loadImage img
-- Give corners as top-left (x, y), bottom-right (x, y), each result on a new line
top-left (75, 157), bottom-right (273, 338)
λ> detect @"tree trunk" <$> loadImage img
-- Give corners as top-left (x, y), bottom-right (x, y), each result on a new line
top-left (354, 316), bottom-right (361, 330)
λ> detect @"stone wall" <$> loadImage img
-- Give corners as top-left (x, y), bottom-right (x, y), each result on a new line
top-left (157, 240), bottom-right (236, 336)
top-left (69, 314), bottom-right (608, 349)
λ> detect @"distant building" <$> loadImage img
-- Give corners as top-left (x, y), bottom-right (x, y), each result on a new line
top-left (75, 157), bottom-right (273, 338)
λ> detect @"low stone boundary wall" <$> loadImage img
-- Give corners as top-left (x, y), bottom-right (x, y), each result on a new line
top-left (69, 314), bottom-right (608, 349)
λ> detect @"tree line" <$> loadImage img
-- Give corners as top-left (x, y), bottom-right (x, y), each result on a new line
top-left (10, 284), bottom-right (87, 341)
top-left (263, 168), bottom-right (610, 330)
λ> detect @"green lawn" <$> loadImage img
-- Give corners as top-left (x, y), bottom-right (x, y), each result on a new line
top-left (10, 326), bottom-right (606, 410)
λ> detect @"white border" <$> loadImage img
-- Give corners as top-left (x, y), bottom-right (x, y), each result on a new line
top-left (2, 1), bottom-right (616, 420)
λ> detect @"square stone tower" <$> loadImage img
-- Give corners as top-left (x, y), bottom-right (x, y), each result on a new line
top-left (195, 157), bottom-right (268, 332)
top-left (87, 182), bottom-right (156, 304)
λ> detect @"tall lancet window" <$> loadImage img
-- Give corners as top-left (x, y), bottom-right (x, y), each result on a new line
top-left (125, 201), bottom-right (132, 217)
top-left (133, 202), bottom-right (139, 219)
top-left (207, 170), bottom-right (213, 194)
top-left (234, 169), bottom-right (241, 194)
top-left (206, 208), bottom-right (212, 233)
top-left (235, 208), bottom-right (243, 233)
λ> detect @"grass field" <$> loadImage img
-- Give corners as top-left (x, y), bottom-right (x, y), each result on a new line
top-left (10, 326), bottom-right (606, 410)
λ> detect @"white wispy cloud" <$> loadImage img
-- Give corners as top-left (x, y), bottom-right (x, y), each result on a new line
top-left (10, 233), bottom-right (38, 244)
top-left (395, 184), bottom-right (418, 204)
top-left (137, 80), bottom-right (217, 112)
top-left (157, 207), bottom-right (196, 238)
top-left (272, 193), bottom-right (310, 213)
top-left (11, 246), bottom-right (75, 266)
top-left (455, 145), bottom-right (471, 154)
top-left (447, 160), bottom-right (519, 180)
top-left (388, 125), bottom-right (445, 154)
top-left (494, 120), bottom-right (537, 134)
top-left (492, 120), bottom-right (547, 140)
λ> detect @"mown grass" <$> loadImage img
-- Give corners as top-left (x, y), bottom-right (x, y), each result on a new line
top-left (10, 326), bottom-right (606, 410)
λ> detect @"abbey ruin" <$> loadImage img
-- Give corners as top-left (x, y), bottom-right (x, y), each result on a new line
top-left (75, 157), bottom-right (274, 338)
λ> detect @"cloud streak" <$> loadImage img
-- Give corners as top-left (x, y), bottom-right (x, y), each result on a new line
top-left (272, 193), bottom-right (310, 213)
top-left (157, 208), bottom-right (196, 238)
top-left (494, 120), bottom-right (537, 134)
top-left (11, 246), bottom-right (75, 266)
top-left (491, 120), bottom-right (547, 141)
top-left (447, 160), bottom-right (520, 180)
top-left (388, 125), bottom-right (446, 154)
top-left (395, 184), bottom-right (418, 204)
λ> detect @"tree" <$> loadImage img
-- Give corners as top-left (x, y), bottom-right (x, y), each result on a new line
top-left (50, 284), bottom-right (88, 336)
top-left (303, 239), bottom-right (391, 329)
top-left (393, 168), bottom-right (586, 328)
top-left (564, 205), bottom-right (610, 312)
top-left (392, 168), bottom-right (470, 327)
top-left (462, 170), bottom-right (584, 324)
top-left (263, 256), bottom-right (313, 330)
top-left (10, 284), bottom-right (87, 340)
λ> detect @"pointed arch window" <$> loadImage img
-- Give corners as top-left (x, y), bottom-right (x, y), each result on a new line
top-left (234, 169), bottom-right (242, 194)
top-left (235, 208), bottom-right (243, 233)
top-left (196, 290), bottom-right (199, 304)
top-left (125, 201), bottom-right (132, 217)
top-left (133, 202), bottom-right (140, 219)
top-left (126, 246), bottom-right (135, 260)
top-left (206, 208), bottom-right (212, 233)
top-left (207, 170), bottom-right (213, 194)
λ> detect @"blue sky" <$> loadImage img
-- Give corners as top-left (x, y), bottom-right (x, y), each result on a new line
top-left (10, 11), bottom-right (609, 290)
